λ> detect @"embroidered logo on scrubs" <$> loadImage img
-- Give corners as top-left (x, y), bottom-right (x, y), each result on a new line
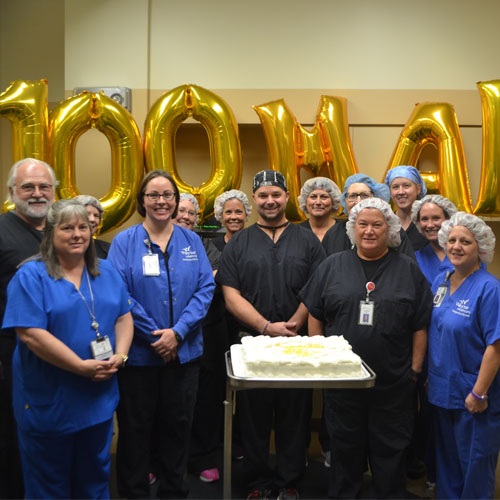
top-left (181, 245), bottom-right (198, 262)
top-left (453, 298), bottom-right (471, 318)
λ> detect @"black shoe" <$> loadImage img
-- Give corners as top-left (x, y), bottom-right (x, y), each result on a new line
top-left (277, 488), bottom-right (299, 500)
top-left (247, 489), bottom-right (272, 500)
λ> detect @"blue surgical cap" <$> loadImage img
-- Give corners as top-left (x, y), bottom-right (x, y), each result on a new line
top-left (384, 165), bottom-right (427, 200)
top-left (341, 173), bottom-right (390, 213)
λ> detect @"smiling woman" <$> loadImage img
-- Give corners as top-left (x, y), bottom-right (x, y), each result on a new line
top-left (2, 199), bottom-right (133, 499)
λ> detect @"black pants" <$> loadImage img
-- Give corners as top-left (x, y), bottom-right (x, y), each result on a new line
top-left (238, 387), bottom-right (312, 491)
top-left (0, 336), bottom-right (23, 500)
top-left (116, 361), bottom-right (199, 499)
top-left (325, 380), bottom-right (414, 499)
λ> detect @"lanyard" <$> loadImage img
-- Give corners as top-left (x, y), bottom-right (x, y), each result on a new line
top-left (76, 268), bottom-right (102, 338)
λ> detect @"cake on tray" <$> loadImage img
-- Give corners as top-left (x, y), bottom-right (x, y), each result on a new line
top-left (239, 335), bottom-right (364, 378)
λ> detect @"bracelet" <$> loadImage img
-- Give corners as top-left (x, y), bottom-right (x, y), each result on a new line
top-left (262, 321), bottom-right (270, 335)
top-left (471, 389), bottom-right (488, 401)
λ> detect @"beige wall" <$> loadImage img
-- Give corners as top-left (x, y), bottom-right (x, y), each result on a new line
top-left (2, 0), bottom-right (500, 274)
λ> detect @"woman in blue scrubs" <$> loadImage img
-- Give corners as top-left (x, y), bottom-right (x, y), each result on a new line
top-left (411, 195), bottom-right (458, 286)
top-left (2, 200), bottom-right (133, 499)
top-left (428, 212), bottom-right (500, 499)
top-left (108, 171), bottom-right (215, 499)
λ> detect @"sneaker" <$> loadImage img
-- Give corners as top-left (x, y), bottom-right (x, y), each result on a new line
top-left (277, 488), bottom-right (299, 500)
top-left (232, 443), bottom-right (244, 460)
top-left (247, 489), bottom-right (272, 500)
top-left (322, 450), bottom-right (331, 468)
top-left (148, 472), bottom-right (157, 485)
top-left (200, 468), bottom-right (220, 483)
top-left (423, 481), bottom-right (436, 499)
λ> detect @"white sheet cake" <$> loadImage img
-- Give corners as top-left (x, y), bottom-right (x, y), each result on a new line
top-left (240, 335), bottom-right (364, 378)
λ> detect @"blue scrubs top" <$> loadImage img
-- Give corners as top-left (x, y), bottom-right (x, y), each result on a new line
top-left (2, 259), bottom-right (132, 436)
top-left (108, 223), bottom-right (215, 366)
top-left (415, 243), bottom-right (453, 286)
top-left (428, 268), bottom-right (500, 412)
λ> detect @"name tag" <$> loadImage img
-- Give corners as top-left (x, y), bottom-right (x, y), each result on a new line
top-left (143, 254), bottom-right (160, 276)
top-left (358, 300), bottom-right (374, 326)
top-left (90, 335), bottom-right (113, 360)
top-left (433, 286), bottom-right (447, 307)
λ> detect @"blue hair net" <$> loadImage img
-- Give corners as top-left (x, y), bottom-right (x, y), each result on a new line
top-left (384, 165), bottom-right (427, 200)
top-left (341, 173), bottom-right (390, 213)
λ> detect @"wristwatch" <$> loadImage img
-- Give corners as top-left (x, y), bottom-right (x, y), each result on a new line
top-left (117, 353), bottom-right (128, 368)
top-left (172, 330), bottom-right (182, 344)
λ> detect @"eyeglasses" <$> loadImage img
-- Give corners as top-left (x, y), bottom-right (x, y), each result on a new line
top-left (177, 207), bottom-right (196, 217)
top-left (18, 183), bottom-right (53, 194)
top-left (144, 191), bottom-right (176, 201)
top-left (346, 192), bottom-right (373, 202)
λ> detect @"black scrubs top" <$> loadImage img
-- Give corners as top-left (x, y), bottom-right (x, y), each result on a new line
top-left (406, 221), bottom-right (429, 252)
top-left (217, 223), bottom-right (326, 333)
top-left (299, 249), bottom-right (432, 386)
top-left (94, 238), bottom-right (110, 259)
top-left (322, 219), bottom-right (416, 259)
top-left (0, 211), bottom-right (43, 337)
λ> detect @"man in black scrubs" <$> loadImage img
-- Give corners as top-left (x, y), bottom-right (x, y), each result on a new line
top-left (0, 158), bottom-right (56, 499)
top-left (217, 170), bottom-right (325, 500)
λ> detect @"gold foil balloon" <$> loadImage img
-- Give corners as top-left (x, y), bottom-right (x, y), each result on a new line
top-left (474, 80), bottom-right (500, 215)
top-left (0, 79), bottom-right (49, 212)
top-left (385, 102), bottom-right (473, 212)
top-left (254, 96), bottom-right (358, 221)
top-left (144, 84), bottom-right (242, 223)
top-left (49, 91), bottom-right (143, 233)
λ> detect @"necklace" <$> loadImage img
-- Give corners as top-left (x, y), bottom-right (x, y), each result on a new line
top-left (256, 220), bottom-right (289, 242)
top-left (75, 268), bottom-right (101, 337)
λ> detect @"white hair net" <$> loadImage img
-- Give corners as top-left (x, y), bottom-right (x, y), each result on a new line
top-left (298, 177), bottom-right (342, 214)
top-left (411, 195), bottom-right (458, 235)
top-left (179, 193), bottom-right (200, 225)
top-left (213, 189), bottom-right (252, 222)
top-left (346, 198), bottom-right (402, 248)
top-left (438, 212), bottom-right (495, 264)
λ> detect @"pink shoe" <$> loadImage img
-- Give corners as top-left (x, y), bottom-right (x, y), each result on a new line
top-left (200, 468), bottom-right (220, 483)
top-left (149, 472), bottom-right (157, 485)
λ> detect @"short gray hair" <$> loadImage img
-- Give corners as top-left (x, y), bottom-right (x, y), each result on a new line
top-left (73, 194), bottom-right (104, 221)
top-left (7, 158), bottom-right (58, 195)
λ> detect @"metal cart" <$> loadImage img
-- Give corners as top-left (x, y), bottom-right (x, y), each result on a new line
top-left (223, 349), bottom-right (376, 499)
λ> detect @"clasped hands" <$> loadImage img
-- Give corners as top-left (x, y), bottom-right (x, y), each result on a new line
top-left (151, 328), bottom-right (179, 363)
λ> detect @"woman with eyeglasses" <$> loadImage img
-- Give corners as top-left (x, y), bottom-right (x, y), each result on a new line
top-left (108, 170), bottom-right (215, 499)
top-left (322, 173), bottom-right (415, 258)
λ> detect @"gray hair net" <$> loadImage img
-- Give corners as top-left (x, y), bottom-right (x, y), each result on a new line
top-left (346, 198), bottom-right (402, 249)
top-left (73, 194), bottom-right (104, 221)
top-left (214, 189), bottom-right (252, 222)
top-left (298, 177), bottom-right (342, 214)
top-left (179, 193), bottom-right (200, 225)
top-left (411, 195), bottom-right (458, 234)
top-left (438, 212), bottom-right (495, 264)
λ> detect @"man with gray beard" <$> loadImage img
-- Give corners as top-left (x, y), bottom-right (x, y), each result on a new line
top-left (0, 158), bottom-right (56, 499)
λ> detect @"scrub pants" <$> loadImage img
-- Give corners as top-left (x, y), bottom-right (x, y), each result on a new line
top-left (434, 406), bottom-right (500, 500)
top-left (17, 418), bottom-right (114, 499)
top-left (238, 387), bottom-right (312, 491)
top-left (325, 380), bottom-right (414, 499)
top-left (116, 360), bottom-right (199, 499)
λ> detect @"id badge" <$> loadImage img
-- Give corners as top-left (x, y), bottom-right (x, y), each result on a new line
top-left (433, 286), bottom-right (447, 307)
top-left (90, 335), bottom-right (113, 360)
top-left (358, 300), bottom-right (374, 326)
top-left (143, 253), bottom-right (160, 276)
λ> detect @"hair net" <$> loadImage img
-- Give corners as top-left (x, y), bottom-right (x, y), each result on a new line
top-left (179, 193), bottom-right (200, 225)
top-left (297, 177), bottom-right (342, 214)
top-left (214, 189), bottom-right (252, 222)
top-left (438, 212), bottom-right (495, 264)
top-left (384, 165), bottom-right (427, 200)
top-left (411, 194), bottom-right (458, 234)
top-left (346, 198), bottom-right (402, 249)
top-left (340, 173), bottom-right (390, 213)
